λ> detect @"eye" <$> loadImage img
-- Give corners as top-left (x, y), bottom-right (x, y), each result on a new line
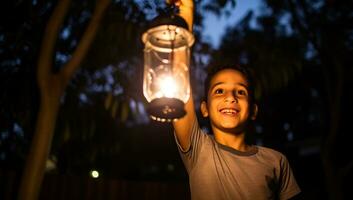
top-left (215, 88), bottom-right (224, 94)
top-left (237, 89), bottom-right (247, 96)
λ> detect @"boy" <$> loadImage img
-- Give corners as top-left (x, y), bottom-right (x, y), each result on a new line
top-left (172, 1), bottom-right (301, 199)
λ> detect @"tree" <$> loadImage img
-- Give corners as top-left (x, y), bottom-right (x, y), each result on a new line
top-left (0, 0), bottom-right (243, 198)
top-left (263, 1), bottom-right (353, 199)
top-left (17, 0), bottom-right (110, 199)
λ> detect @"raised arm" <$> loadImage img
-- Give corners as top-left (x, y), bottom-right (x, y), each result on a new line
top-left (171, 0), bottom-right (196, 151)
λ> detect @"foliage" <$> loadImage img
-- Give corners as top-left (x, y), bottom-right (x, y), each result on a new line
top-left (0, 0), bottom-right (237, 175)
top-left (209, 11), bottom-right (305, 99)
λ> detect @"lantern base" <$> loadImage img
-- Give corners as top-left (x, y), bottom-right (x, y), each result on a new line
top-left (147, 98), bottom-right (186, 122)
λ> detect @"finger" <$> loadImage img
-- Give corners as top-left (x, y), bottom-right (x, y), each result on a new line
top-left (167, 0), bottom-right (180, 6)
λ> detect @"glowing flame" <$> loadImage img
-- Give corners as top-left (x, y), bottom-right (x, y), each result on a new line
top-left (90, 170), bottom-right (99, 178)
top-left (158, 76), bottom-right (177, 98)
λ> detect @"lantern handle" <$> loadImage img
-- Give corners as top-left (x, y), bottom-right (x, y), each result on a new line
top-left (166, 0), bottom-right (179, 17)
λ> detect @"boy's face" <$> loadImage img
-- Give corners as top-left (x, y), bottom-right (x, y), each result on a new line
top-left (201, 69), bottom-right (256, 134)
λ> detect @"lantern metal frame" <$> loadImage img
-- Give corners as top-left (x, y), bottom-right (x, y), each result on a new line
top-left (142, 10), bottom-right (194, 122)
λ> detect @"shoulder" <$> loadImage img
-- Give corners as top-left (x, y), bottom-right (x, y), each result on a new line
top-left (176, 119), bottom-right (213, 153)
top-left (257, 146), bottom-right (285, 157)
top-left (256, 146), bottom-right (288, 164)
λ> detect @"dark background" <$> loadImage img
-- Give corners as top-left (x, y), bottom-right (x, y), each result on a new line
top-left (1, 0), bottom-right (352, 199)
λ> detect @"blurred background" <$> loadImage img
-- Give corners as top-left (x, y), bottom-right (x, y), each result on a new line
top-left (0, 0), bottom-right (352, 199)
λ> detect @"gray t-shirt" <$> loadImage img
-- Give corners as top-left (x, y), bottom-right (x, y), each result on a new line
top-left (175, 119), bottom-right (301, 200)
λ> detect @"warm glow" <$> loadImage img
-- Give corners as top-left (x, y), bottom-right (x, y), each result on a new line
top-left (90, 170), bottom-right (99, 178)
top-left (158, 76), bottom-right (178, 98)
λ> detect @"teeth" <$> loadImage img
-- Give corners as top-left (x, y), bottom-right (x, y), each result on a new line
top-left (221, 109), bottom-right (236, 114)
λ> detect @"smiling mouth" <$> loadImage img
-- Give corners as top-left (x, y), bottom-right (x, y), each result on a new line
top-left (220, 108), bottom-right (239, 115)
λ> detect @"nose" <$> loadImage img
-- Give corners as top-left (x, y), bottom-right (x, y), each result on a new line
top-left (225, 91), bottom-right (238, 103)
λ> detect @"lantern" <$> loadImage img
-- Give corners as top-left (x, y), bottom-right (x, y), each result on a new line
top-left (142, 11), bottom-right (194, 122)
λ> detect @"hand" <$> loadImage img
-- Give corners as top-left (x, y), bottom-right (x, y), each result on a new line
top-left (167, 0), bottom-right (193, 8)
top-left (167, 0), bottom-right (194, 31)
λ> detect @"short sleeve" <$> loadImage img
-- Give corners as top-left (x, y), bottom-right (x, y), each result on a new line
top-left (278, 155), bottom-right (301, 200)
top-left (174, 118), bottom-right (207, 173)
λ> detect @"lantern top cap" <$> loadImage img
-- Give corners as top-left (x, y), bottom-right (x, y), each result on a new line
top-left (148, 12), bottom-right (190, 31)
top-left (142, 12), bottom-right (194, 50)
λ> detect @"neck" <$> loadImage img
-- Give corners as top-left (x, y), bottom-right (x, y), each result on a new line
top-left (213, 130), bottom-right (250, 152)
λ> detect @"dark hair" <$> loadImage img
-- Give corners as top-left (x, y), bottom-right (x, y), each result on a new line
top-left (203, 64), bottom-right (256, 109)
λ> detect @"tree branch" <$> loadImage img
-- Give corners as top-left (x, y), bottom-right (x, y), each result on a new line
top-left (37, 0), bottom-right (71, 89)
top-left (61, 0), bottom-right (110, 83)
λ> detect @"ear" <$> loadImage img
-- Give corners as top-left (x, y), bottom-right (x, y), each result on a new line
top-left (200, 101), bottom-right (209, 117)
top-left (251, 104), bottom-right (258, 120)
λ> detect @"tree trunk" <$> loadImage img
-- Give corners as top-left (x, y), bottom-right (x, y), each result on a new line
top-left (18, 78), bottom-right (62, 200)
top-left (17, 0), bottom-right (110, 199)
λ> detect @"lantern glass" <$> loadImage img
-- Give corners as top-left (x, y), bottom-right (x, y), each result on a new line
top-left (142, 24), bottom-right (194, 121)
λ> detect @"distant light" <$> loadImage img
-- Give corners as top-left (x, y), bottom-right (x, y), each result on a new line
top-left (90, 170), bottom-right (99, 178)
top-left (45, 156), bottom-right (57, 172)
